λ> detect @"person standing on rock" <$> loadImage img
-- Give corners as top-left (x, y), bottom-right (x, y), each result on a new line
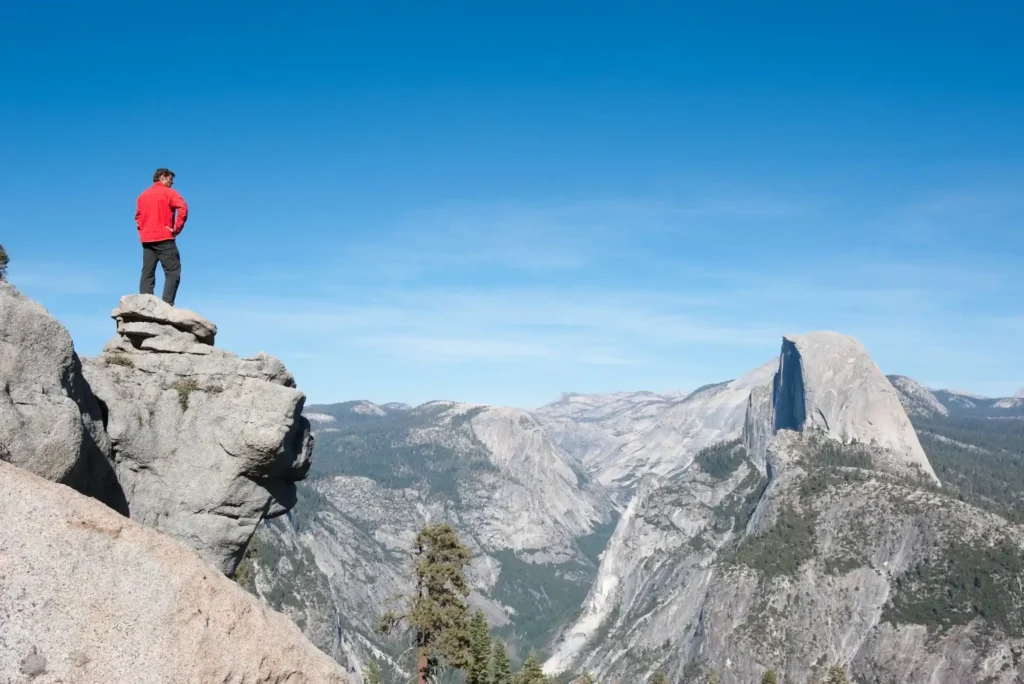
top-left (135, 168), bottom-right (188, 306)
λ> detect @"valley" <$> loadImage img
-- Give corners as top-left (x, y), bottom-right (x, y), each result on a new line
top-left (245, 338), bottom-right (1024, 684)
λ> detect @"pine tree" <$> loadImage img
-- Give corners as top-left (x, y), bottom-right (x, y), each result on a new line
top-left (0, 244), bottom-right (8, 281)
top-left (823, 665), bottom-right (848, 684)
top-left (377, 523), bottom-right (473, 684)
top-left (467, 610), bottom-right (492, 684)
top-left (512, 652), bottom-right (548, 684)
top-left (578, 673), bottom-right (596, 684)
top-left (650, 673), bottom-right (669, 684)
top-left (706, 671), bottom-right (722, 684)
top-left (490, 640), bottom-right (512, 684)
top-left (762, 669), bottom-right (779, 684)
top-left (361, 660), bottom-right (382, 684)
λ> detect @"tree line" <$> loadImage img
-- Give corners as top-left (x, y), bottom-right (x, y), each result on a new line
top-left (371, 522), bottom-right (565, 684)
top-left (369, 523), bottom-right (850, 684)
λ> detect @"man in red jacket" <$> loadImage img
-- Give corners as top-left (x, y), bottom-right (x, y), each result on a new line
top-left (135, 168), bottom-right (188, 305)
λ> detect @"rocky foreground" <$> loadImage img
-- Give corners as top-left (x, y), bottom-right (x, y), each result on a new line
top-left (0, 282), bottom-right (348, 683)
top-left (0, 460), bottom-right (347, 683)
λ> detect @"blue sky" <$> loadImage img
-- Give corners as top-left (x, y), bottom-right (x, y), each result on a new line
top-left (2, 1), bottom-right (1022, 407)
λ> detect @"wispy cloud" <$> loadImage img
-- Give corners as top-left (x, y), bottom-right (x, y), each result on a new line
top-left (39, 184), bottom-right (1023, 404)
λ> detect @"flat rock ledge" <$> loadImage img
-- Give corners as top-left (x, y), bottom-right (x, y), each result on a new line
top-left (106, 294), bottom-right (218, 354)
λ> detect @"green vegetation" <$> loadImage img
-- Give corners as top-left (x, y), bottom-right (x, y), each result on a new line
top-left (105, 352), bottom-right (134, 367)
top-left (233, 534), bottom-right (260, 590)
top-left (512, 653), bottom-right (549, 684)
top-left (377, 523), bottom-right (474, 683)
top-left (762, 668), bottom-right (779, 684)
top-left (693, 439), bottom-right (747, 479)
top-left (649, 673), bottom-right (669, 684)
top-left (731, 504), bottom-right (816, 577)
top-left (489, 550), bottom-right (592, 657)
top-left (490, 641), bottom-right (513, 684)
top-left (710, 467), bottom-right (766, 535)
top-left (883, 536), bottom-right (1024, 637)
top-left (310, 407), bottom-right (496, 497)
top-left (575, 516), bottom-right (620, 565)
top-left (915, 417), bottom-right (1024, 522)
top-left (796, 436), bottom-right (875, 470)
top-left (0, 243), bottom-right (8, 280)
top-left (823, 664), bottom-right (848, 684)
top-left (361, 660), bottom-right (382, 684)
top-left (173, 378), bottom-right (199, 410)
top-left (467, 610), bottom-right (492, 684)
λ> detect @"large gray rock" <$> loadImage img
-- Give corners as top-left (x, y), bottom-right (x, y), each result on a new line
top-left (0, 281), bottom-right (117, 502)
top-left (83, 295), bottom-right (313, 574)
top-left (0, 460), bottom-right (348, 684)
top-left (772, 332), bottom-right (939, 483)
top-left (113, 293), bottom-right (218, 344)
top-left (546, 332), bottom-right (960, 681)
top-left (888, 374), bottom-right (950, 419)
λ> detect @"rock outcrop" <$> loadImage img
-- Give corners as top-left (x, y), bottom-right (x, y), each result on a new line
top-left (887, 374), bottom-right (950, 418)
top-left (545, 332), bottom-right (1013, 682)
top-left (82, 295), bottom-right (313, 574)
top-left (0, 282), bottom-right (117, 501)
top-left (535, 363), bottom-right (778, 504)
top-left (0, 460), bottom-right (348, 683)
top-left (772, 332), bottom-right (939, 482)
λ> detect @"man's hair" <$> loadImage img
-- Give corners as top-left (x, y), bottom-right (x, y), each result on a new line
top-left (153, 168), bottom-right (175, 182)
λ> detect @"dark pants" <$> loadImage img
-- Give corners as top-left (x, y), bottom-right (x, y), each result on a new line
top-left (140, 240), bottom-right (181, 305)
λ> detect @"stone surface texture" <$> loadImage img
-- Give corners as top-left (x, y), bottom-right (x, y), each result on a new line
top-left (82, 294), bottom-right (313, 574)
top-left (0, 460), bottom-right (348, 684)
top-left (0, 281), bottom-right (114, 496)
top-left (773, 332), bottom-right (939, 482)
top-left (542, 332), bottom-right (1024, 683)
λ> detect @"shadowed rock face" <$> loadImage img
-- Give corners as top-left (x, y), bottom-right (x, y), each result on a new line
top-left (0, 460), bottom-right (348, 684)
top-left (544, 332), bottom-right (987, 683)
top-left (772, 332), bottom-right (938, 483)
top-left (0, 282), bottom-right (119, 504)
top-left (82, 295), bottom-right (313, 574)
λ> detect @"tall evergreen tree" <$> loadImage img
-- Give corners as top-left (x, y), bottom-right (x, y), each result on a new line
top-left (467, 609), bottom-right (492, 684)
top-left (490, 640), bottom-right (512, 684)
top-left (377, 523), bottom-right (473, 684)
top-left (512, 652), bottom-right (548, 684)
top-left (650, 673), bottom-right (669, 684)
top-left (762, 669), bottom-right (779, 684)
top-left (0, 244), bottom-right (8, 281)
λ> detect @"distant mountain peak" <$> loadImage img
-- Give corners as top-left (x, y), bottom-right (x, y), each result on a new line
top-left (947, 388), bottom-right (990, 399)
top-left (887, 375), bottom-right (949, 419)
top-left (773, 333), bottom-right (938, 483)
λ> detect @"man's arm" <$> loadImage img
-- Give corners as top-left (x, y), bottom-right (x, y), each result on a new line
top-left (135, 202), bottom-right (142, 230)
top-left (170, 190), bottom-right (188, 235)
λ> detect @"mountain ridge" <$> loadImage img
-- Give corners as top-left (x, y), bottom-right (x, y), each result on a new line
top-left (249, 332), bottom-right (1023, 683)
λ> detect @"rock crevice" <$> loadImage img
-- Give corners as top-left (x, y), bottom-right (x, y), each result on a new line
top-left (769, 332), bottom-right (939, 483)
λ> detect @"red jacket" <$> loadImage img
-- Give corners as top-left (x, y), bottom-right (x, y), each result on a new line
top-left (135, 183), bottom-right (188, 243)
